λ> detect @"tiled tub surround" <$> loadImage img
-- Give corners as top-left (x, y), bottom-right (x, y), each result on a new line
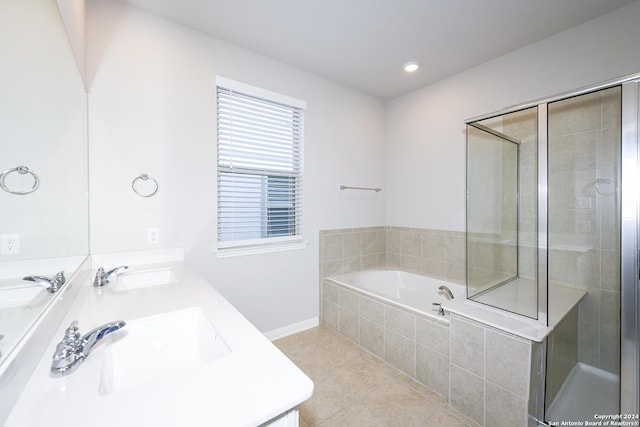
top-left (318, 227), bottom-right (559, 426)
top-left (319, 227), bottom-right (466, 285)
top-left (322, 278), bottom-right (454, 398)
top-left (321, 277), bottom-right (541, 427)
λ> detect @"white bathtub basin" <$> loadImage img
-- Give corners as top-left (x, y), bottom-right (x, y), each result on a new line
top-left (99, 307), bottom-right (231, 394)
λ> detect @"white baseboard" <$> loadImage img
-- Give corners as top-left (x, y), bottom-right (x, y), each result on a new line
top-left (264, 317), bottom-right (319, 341)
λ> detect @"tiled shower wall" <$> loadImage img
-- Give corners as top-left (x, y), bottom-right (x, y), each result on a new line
top-left (319, 226), bottom-right (466, 284)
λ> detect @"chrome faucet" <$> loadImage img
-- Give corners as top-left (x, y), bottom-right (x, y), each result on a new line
top-left (51, 320), bottom-right (126, 376)
top-left (432, 302), bottom-right (445, 316)
top-left (23, 270), bottom-right (66, 293)
top-left (93, 265), bottom-right (128, 287)
top-left (438, 285), bottom-right (455, 300)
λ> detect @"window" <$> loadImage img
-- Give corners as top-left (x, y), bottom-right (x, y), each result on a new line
top-left (216, 77), bottom-right (305, 251)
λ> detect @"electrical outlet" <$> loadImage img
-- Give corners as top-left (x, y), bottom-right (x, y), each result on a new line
top-left (147, 228), bottom-right (160, 245)
top-left (1, 234), bottom-right (20, 255)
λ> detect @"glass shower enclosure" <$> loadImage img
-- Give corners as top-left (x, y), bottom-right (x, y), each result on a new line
top-left (466, 77), bottom-right (640, 423)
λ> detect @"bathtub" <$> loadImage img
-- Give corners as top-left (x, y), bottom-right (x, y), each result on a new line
top-left (325, 269), bottom-right (465, 323)
top-left (321, 269), bottom-right (465, 394)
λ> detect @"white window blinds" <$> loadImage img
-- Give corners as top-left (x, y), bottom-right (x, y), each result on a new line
top-left (216, 79), bottom-right (305, 249)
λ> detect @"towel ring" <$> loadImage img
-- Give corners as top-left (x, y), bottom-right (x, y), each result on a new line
top-left (132, 173), bottom-right (158, 197)
top-left (0, 166), bottom-right (40, 195)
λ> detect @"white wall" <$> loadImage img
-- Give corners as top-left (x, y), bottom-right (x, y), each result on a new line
top-left (386, 0), bottom-right (640, 232)
top-left (56, 0), bottom-right (87, 86)
top-left (87, 0), bottom-right (386, 332)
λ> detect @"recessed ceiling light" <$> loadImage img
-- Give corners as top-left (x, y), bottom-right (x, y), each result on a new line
top-left (403, 61), bottom-right (420, 73)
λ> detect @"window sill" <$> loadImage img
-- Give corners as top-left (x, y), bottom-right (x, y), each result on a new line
top-left (214, 240), bottom-right (308, 258)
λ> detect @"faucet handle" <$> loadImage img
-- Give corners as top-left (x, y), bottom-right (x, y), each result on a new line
top-left (53, 321), bottom-right (81, 362)
top-left (62, 321), bottom-right (80, 345)
top-left (93, 267), bottom-right (106, 287)
top-left (49, 271), bottom-right (66, 293)
top-left (432, 302), bottom-right (445, 316)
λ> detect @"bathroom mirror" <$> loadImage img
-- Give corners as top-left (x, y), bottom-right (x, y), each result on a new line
top-left (0, 0), bottom-right (88, 367)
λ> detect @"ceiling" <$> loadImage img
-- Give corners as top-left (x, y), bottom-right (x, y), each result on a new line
top-left (118, 0), bottom-right (637, 100)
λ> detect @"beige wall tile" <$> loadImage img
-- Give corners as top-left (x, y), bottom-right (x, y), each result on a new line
top-left (323, 281), bottom-right (340, 303)
top-left (360, 296), bottom-right (384, 325)
top-left (420, 259), bottom-right (446, 280)
top-left (600, 250), bottom-right (620, 291)
top-left (339, 288), bottom-right (359, 313)
top-left (322, 233), bottom-right (344, 262)
top-left (322, 260), bottom-right (344, 278)
top-left (546, 306), bottom-right (578, 407)
top-left (485, 330), bottom-right (530, 397)
top-left (445, 262), bottom-right (466, 285)
top-left (450, 317), bottom-right (484, 377)
top-left (450, 364), bottom-right (484, 425)
top-left (359, 317), bottom-right (384, 359)
top-left (361, 231), bottom-right (378, 255)
top-left (485, 382), bottom-right (527, 427)
top-left (344, 232), bottom-right (363, 258)
top-left (322, 300), bottom-right (339, 332)
top-left (416, 344), bottom-right (449, 398)
top-left (384, 330), bottom-right (415, 377)
top-left (549, 91), bottom-right (601, 137)
top-left (578, 320), bottom-right (599, 366)
top-left (344, 256), bottom-right (362, 273)
top-left (400, 255), bottom-right (421, 273)
top-left (600, 290), bottom-right (620, 334)
top-left (445, 234), bottom-right (465, 265)
top-left (600, 330), bottom-right (620, 374)
top-left (339, 307), bottom-right (360, 344)
top-left (387, 228), bottom-right (402, 253)
top-left (361, 253), bottom-right (379, 270)
top-left (422, 233), bottom-right (446, 262)
top-left (385, 306), bottom-right (416, 340)
top-left (416, 317), bottom-right (450, 356)
top-left (400, 230), bottom-right (422, 257)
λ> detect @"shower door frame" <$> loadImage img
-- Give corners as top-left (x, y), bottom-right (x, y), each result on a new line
top-left (466, 72), bottom-right (640, 416)
top-left (621, 79), bottom-right (639, 415)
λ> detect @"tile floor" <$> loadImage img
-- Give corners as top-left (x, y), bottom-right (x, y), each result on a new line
top-left (273, 326), bottom-right (480, 427)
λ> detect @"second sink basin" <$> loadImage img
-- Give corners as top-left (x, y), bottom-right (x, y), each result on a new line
top-left (115, 267), bottom-right (176, 291)
top-left (0, 284), bottom-right (43, 309)
top-left (99, 307), bottom-right (231, 394)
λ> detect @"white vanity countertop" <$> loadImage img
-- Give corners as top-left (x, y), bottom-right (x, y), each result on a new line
top-left (4, 261), bottom-right (313, 427)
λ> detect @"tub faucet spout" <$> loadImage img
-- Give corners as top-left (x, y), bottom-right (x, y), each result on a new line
top-left (438, 285), bottom-right (454, 300)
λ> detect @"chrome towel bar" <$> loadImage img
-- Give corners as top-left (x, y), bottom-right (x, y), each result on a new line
top-left (340, 185), bottom-right (382, 192)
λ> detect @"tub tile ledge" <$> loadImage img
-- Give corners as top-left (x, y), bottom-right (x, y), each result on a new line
top-left (442, 299), bottom-right (551, 342)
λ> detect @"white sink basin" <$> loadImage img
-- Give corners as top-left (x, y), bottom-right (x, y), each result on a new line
top-left (115, 267), bottom-right (176, 291)
top-left (99, 308), bottom-right (231, 394)
top-left (0, 285), bottom-right (43, 309)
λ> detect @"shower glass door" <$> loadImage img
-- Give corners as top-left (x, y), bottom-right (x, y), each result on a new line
top-left (545, 86), bottom-right (622, 422)
top-left (466, 107), bottom-right (538, 319)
